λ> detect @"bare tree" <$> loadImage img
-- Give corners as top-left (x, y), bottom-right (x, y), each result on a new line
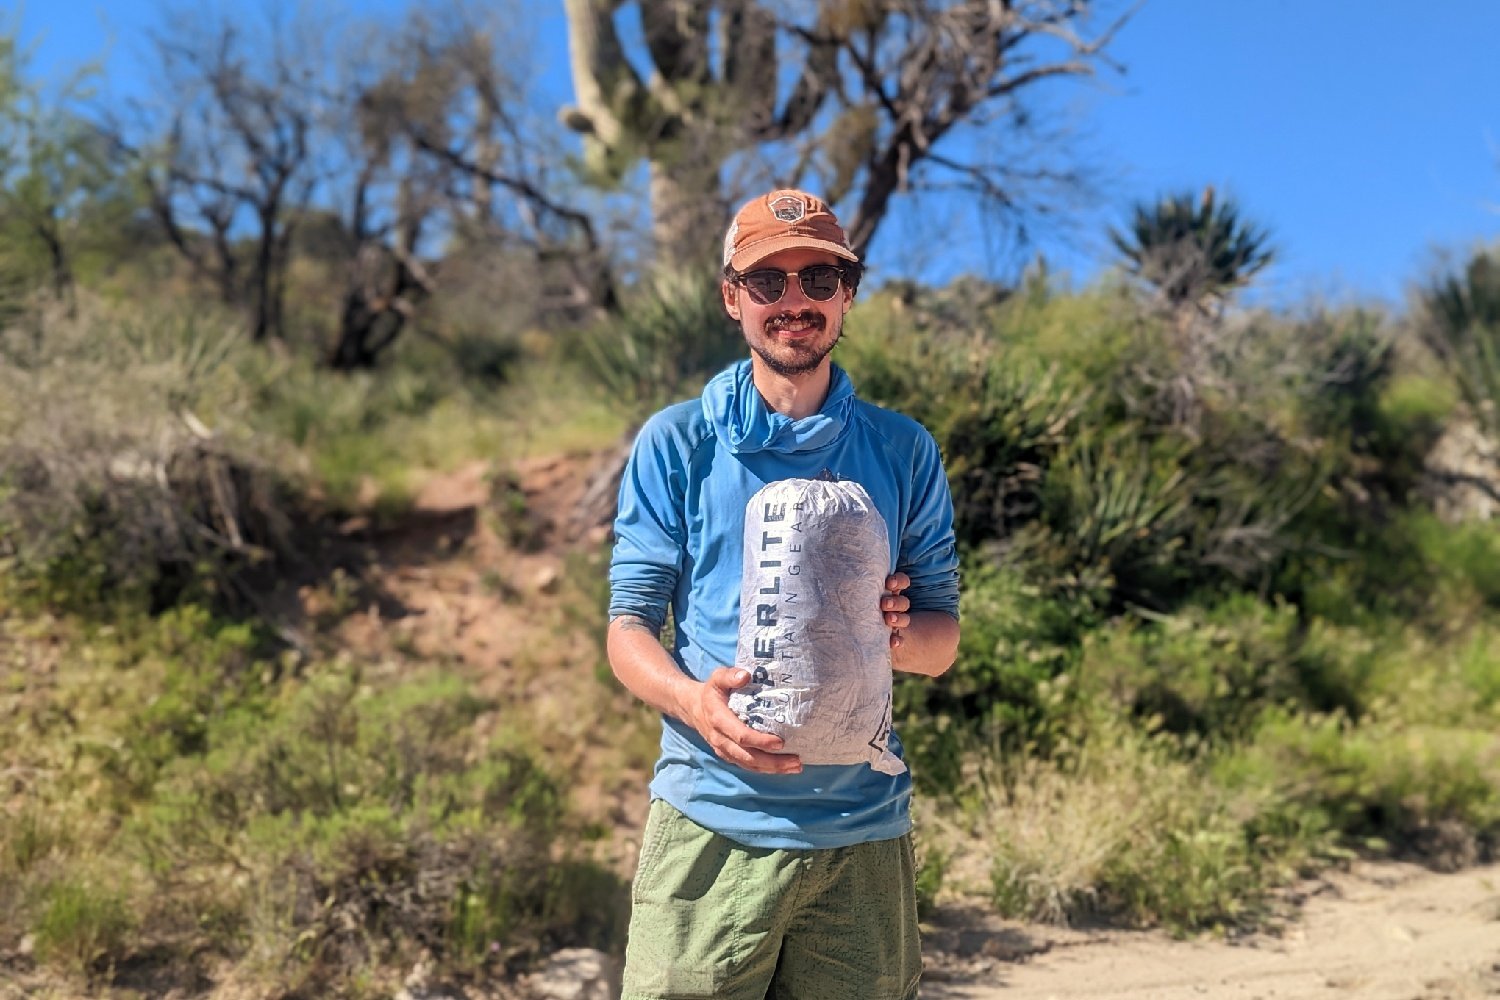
top-left (387, 5), bottom-right (619, 321)
top-left (562, 0), bottom-right (1131, 269)
top-left (315, 23), bottom-right (450, 369)
top-left (117, 8), bottom-right (323, 342)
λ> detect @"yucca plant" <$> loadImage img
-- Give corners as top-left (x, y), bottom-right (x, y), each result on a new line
top-left (1416, 247), bottom-right (1500, 440)
top-left (1009, 432), bottom-right (1199, 611)
top-left (571, 266), bottom-right (744, 418)
top-left (1111, 186), bottom-right (1276, 320)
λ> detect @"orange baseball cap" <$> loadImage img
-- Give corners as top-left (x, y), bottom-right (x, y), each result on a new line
top-left (722, 189), bottom-right (859, 272)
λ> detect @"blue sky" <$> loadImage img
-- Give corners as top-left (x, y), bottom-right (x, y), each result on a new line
top-left (15, 1), bottom-right (1500, 308)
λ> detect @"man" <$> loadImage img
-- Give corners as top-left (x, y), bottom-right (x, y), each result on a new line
top-left (607, 188), bottom-right (961, 1000)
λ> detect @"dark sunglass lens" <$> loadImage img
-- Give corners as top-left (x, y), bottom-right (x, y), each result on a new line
top-left (800, 266), bottom-right (842, 300)
top-left (744, 270), bottom-right (787, 304)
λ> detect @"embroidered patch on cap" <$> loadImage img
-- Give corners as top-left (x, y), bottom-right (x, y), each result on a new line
top-left (769, 194), bottom-right (806, 223)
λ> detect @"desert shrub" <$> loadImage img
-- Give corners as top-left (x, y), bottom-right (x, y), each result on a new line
top-left (895, 563), bottom-right (1089, 787)
top-left (101, 605), bottom-right (268, 801)
top-left (121, 662), bottom-right (625, 983)
top-left (953, 636), bottom-right (1500, 933)
top-left (1454, 623), bottom-right (1500, 713)
top-left (847, 286), bottom-right (1352, 613)
top-left (252, 356), bottom-right (455, 514)
top-left (1405, 514), bottom-right (1500, 608)
top-left (1236, 711), bottom-right (1500, 867)
top-left (1008, 431), bottom-right (1202, 610)
top-left (568, 267), bottom-right (744, 418)
top-left (31, 873), bottom-right (135, 978)
top-left (839, 319), bottom-right (1090, 551)
top-left (1288, 510), bottom-right (1500, 628)
top-left (983, 744), bottom-right (1156, 925)
top-left (1075, 595), bottom-right (1381, 741)
top-left (1112, 310), bottom-right (1396, 584)
top-left (1, 590), bottom-right (624, 994)
top-left (0, 804), bottom-right (66, 878)
top-left (1097, 805), bottom-right (1263, 933)
top-left (975, 725), bottom-right (1320, 932)
top-left (851, 273), bottom-right (1140, 388)
top-left (0, 296), bottom-right (293, 608)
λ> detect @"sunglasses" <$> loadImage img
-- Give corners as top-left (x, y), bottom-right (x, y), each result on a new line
top-left (734, 264), bottom-right (848, 305)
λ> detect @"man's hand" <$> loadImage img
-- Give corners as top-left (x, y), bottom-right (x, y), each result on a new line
top-left (687, 667), bottom-right (803, 775)
top-left (881, 572), bottom-right (912, 649)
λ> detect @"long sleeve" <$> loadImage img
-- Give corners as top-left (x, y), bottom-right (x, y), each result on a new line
top-left (608, 412), bottom-right (689, 631)
top-left (897, 431), bottom-right (960, 618)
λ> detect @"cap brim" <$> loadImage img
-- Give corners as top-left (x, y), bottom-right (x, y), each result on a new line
top-left (730, 235), bottom-right (859, 272)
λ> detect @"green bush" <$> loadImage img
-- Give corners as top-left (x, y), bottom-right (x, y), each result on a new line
top-left (1, 589), bottom-right (625, 994)
top-left (1100, 812), bottom-right (1261, 933)
top-left (896, 564), bottom-right (1086, 787)
top-left (32, 874), bottom-right (135, 977)
top-left (1290, 511), bottom-right (1500, 627)
top-left (840, 308), bottom-right (1090, 552)
top-left (1011, 431), bottom-right (1201, 611)
top-left (976, 727), bottom-right (1313, 933)
top-left (846, 289), bottom-right (1344, 616)
top-left (1237, 711), bottom-right (1500, 866)
top-left (1075, 595), bottom-right (1382, 741)
top-left (120, 661), bottom-right (626, 981)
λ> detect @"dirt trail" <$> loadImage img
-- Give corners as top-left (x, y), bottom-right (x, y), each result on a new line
top-left (922, 860), bottom-right (1500, 1000)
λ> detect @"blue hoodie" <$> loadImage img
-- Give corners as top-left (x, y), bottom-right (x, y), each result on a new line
top-left (608, 359), bottom-right (960, 849)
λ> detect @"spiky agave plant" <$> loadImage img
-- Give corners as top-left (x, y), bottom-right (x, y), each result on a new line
top-left (1111, 186), bottom-right (1276, 319)
top-left (572, 266), bottom-right (744, 418)
top-left (1417, 247), bottom-right (1500, 440)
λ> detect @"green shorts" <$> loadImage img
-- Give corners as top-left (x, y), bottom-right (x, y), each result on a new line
top-left (621, 799), bottom-right (921, 1000)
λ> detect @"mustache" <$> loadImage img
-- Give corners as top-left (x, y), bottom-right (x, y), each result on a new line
top-left (764, 311), bottom-right (825, 332)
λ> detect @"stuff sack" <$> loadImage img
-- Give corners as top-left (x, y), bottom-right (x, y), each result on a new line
top-left (728, 477), bottom-right (905, 775)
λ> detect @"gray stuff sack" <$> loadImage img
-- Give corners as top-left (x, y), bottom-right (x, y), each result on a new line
top-left (728, 477), bottom-right (905, 775)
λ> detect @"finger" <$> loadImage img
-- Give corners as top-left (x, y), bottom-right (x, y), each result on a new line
top-left (889, 630), bottom-right (904, 649)
top-left (710, 737), bottom-right (762, 770)
top-left (885, 611), bottom-right (911, 630)
top-left (741, 747), bottom-right (802, 774)
top-left (707, 667), bottom-right (752, 693)
top-left (711, 736), bottom-right (800, 774)
top-left (880, 594), bottom-right (911, 613)
top-left (885, 572), bottom-right (911, 594)
top-left (736, 726), bottom-right (789, 752)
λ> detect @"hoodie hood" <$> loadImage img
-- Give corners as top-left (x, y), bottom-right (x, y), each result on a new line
top-left (702, 360), bottom-right (855, 455)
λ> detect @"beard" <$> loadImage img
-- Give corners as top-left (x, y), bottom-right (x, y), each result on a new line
top-left (747, 310), bottom-right (843, 378)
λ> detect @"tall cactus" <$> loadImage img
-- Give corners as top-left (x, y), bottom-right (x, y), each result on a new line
top-left (562, 1), bottom-right (1122, 270)
top-left (562, 0), bottom-right (813, 268)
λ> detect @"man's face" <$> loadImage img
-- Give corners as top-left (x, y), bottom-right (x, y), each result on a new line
top-left (722, 247), bottom-right (854, 379)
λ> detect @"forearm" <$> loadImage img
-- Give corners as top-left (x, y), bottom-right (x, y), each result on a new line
top-left (607, 615), bottom-right (697, 721)
top-left (892, 610), bottom-right (960, 677)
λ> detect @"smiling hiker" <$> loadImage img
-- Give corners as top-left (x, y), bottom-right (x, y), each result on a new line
top-left (606, 188), bottom-right (962, 1000)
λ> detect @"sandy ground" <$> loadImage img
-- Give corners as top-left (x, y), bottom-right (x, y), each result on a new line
top-left (921, 860), bottom-right (1500, 1000)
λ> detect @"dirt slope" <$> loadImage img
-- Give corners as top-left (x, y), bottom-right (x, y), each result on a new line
top-left (923, 860), bottom-right (1500, 1000)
